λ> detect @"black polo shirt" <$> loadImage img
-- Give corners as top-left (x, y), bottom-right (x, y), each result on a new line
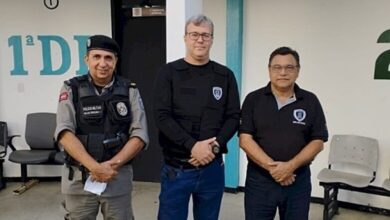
top-left (239, 83), bottom-right (328, 162)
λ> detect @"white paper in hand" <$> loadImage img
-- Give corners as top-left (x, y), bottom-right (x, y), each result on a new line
top-left (84, 176), bottom-right (107, 195)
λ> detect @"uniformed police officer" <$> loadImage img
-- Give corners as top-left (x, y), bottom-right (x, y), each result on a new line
top-left (55, 35), bottom-right (149, 220)
top-left (239, 46), bottom-right (328, 220)
top-left (153, 14), bottom-right (240, 220)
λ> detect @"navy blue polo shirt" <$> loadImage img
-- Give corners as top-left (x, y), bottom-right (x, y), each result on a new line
top-left (239, 83), bottom-right (328, 162)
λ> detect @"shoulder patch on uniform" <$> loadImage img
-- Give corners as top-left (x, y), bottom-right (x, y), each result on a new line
top-left (59, 91), bottom-right (68, 102)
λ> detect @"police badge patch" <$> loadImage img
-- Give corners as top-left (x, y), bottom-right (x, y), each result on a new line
top-left (116, 102), bottom-right (128, 116)
top-left (293, 109), bottom-right (306, 125)
top-left (212, 86), bottom-right (223, 101)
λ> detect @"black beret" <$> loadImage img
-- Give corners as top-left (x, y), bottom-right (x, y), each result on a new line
top-left (86, 35), bottom-right (120, 55)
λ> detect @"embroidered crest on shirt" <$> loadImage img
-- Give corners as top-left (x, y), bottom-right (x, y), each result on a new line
top-left (212, 87), bottom-right (223, 101)
top-left (59, 92), bottom-right (68, 102)
top-left (116, 102), bottom-right (128, 116)
top-left (293, 109), bottom-right (306, 125)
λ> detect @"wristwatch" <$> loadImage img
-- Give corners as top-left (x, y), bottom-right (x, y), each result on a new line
top-left (211, 144), bottom-right (220, 154)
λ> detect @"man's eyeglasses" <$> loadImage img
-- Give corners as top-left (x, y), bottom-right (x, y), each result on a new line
top-left (269, 65), bottom-right (299, 73)
top-left (186, 32), bottom-right (213, 41)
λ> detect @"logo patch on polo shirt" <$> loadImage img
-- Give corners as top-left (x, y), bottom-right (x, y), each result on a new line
top-left (212, 87), bottom-right (223, 101)
top-left (293, 109), bottom-right (306, 125)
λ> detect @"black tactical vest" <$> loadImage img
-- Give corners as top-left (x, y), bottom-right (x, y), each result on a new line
top-left (66, 74), bottom-right (133, 162)
top-left (160, 60), bottom-right (230, 159)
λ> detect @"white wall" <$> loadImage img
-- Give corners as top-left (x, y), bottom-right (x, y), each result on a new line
top-left (167, 0), bottom-right (226, 64)
top-left (166, 0), bottom-right (203, 62)
top-left (0, 0), bottom-right (112, 177)
top-left (206, 0), bottom-right (390, 209)
top-left (203, 0), bottom-right (227, 65)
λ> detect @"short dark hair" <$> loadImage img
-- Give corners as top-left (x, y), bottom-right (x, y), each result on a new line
top-left (268, 47), bottom-right (300, 67)
top-left (185, 14), bottom-right (214, 34)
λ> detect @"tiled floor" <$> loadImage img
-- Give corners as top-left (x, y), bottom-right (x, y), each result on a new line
top-left (0, 181), bottom-right (388, 220)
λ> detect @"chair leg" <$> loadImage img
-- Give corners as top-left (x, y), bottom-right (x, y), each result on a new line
top-left (333, 187), bottom-right (339, 215)
top-left (20, 164), bottom-right (27, 183)
top-left (0, 159), bottom-right (5, 190)
top-left (323, 185), bottom-right (331, 220)
top-left (323, 184), bottom-right (340, 220)
top-left (13, 164), bottom-right (39, 195)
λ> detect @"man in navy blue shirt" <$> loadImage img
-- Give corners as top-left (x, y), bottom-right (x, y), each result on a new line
top-left (239, 46), bottom-right (328, 220)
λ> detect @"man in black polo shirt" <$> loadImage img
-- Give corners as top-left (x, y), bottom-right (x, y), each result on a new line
top-left (239, 46), bottom-right (328, 220)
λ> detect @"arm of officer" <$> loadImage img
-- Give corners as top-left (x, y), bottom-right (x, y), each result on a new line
top-left (239, 133), bottom-right (275, 170)
top-left (153, 65), bottom-right (196, 151)
top-left (239, 91), bottom-right (295, 185)
top-left (191, 71), bottom-right (241, 166)
top-left (269, 97), bottom-right (328, 183)
top-left (55, 84), bottom-right (117, 182)
top-left (239, 92), bottom-right (275, 170)
top-left (215, 71), bottom-right (240, 149)
top-left (268, 140), bottom-right (324, 182)
top-left (108, 87), bottom-right (148, 169)
top-left (239, 133), bottom-right (296, 185)
top-left (109, 137), bottom-right (144, 169)
top-left (59, 131), bottom-right (118, 182)
top-left (58, 131), bottom-right (105, 172)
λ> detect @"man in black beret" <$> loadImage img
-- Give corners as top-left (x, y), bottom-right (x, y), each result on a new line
top-left (86, 34), bottom-right (120, 55)
top-left (55, 34), bottom-right (149, 220)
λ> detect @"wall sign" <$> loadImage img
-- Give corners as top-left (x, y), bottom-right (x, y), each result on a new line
top-left (374, 29), bottom-right (390, 80)
top-left (8, 35), bottom-right (89, 76)
top-left (44, 0), bottom-right (59, 10)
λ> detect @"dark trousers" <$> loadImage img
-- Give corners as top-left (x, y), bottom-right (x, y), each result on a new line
top-left (244, 164), bottom-right (311, 220)
top-left (158, 157), bottom-right (225, 220)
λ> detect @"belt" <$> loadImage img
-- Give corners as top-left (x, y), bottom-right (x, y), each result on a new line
top-left (165, 159), bottom-right (200, 169)
top-left (165, 155), bottom-right (222, 170)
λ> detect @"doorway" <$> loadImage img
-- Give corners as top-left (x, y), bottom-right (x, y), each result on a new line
top-left (112, 0), bottom-right (166, 182)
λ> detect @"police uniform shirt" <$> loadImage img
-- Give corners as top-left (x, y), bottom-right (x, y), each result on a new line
top-left (55, 74), bottom-right (149, 196)
top-left (239, 83), bottom-right (328, 163)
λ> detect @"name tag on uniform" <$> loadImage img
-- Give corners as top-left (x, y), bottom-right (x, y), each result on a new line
top-left (82, 105), bottom-right (103, 117)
